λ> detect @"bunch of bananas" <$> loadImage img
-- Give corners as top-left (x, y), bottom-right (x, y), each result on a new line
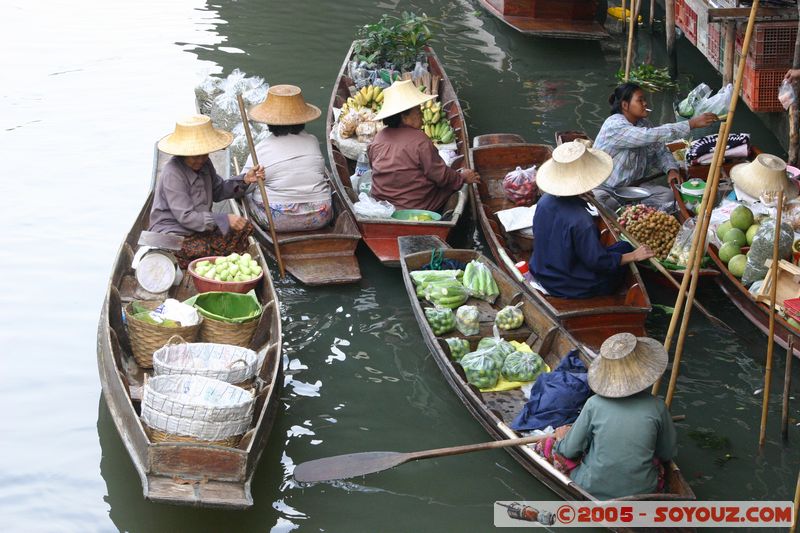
top-left (421, 99), bottom-right (455, 144)
top-left (340, 85), bottom-right (384, 115)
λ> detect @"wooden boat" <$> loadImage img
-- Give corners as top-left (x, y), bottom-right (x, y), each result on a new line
top-left (671, 178), bottom-right (800, 357)
top-left (241, 171), bottom-right (362, 285)
top-left (470, 139), bottom-right (650, 349)
top-left (398, 235), bottom-right (695, 525)
top-left (97, 147), bottom-right (283, 509)
top-left (326, 43), bottom-right (470, 266)
top-left (476, 0), bottom-right (609, 40)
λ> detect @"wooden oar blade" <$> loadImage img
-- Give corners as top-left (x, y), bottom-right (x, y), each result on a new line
top-left (293, 451), bottom-right (408, 483)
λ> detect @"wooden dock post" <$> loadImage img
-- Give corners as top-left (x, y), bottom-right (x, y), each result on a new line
top-left (666, 0), bottom-right (678, 76)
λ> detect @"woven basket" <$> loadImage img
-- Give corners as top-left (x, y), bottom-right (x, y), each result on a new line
top-left (144, 425), bottom-right (242, 447)
top-left (199, 315), bottom-right (259, 348)
top-left (153, 340), bottom-right (258, 387)
top-left (141, 375), bottom-right (254, 444)
top-left (125, 301), bottom-right (203, 368)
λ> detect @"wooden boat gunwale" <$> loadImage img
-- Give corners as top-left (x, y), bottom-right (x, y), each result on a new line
top-left (97, 147), bottom-right (283, 509)
top-left (469, 140), bottom-right (650, 349)
top-left (476, 0), bottom-right (609, 40)
top-left (325, 41), bottom-right (470, 266)
top-left (398, 236), bottom-right (695, 530)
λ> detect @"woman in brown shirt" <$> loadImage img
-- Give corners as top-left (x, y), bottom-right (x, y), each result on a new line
top-left (150, 115), bottom-right (264, 267)
top-left (368, 80), bottom-right (479, 213)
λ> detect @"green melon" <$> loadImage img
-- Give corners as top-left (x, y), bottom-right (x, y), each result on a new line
top-left (723, 228), bottom-right (747, 248)
top-left (716, 220), bottom-right (733, 241)
top-left (728, 254), bottom-right (747, 277)
top-left (719, 242), bottom-right (741, 264)
top-left (746, 224), bottom-right (760, 245)
top-left (730, 205), bottom-right (755, 231)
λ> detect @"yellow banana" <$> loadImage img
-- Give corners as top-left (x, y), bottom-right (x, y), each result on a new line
top-left (355, 93), bottom-right (365, 107)
top-left (366, 85), bottom-right (374, 103)
top-left (431, 103), bottom-right (440, 114)
top-left (347, 97), bottom-right (356, 108)
top-left (431, 111), bottom-right (440, 124)
top-left (376, 90), bottom-right (384, 103)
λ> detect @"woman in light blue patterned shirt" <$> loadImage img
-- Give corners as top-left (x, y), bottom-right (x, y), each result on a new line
top-left (593, 83), bottom-right (718, 211)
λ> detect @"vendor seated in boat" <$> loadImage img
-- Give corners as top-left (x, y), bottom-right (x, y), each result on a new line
top-left (537, 333), bottom-right (676, 500)
top-left (149, 115), bottom-right (264, 268)
top-left (368, 79), bottom-right (480, 213)
top-left (528, 141), bottom-right (653, 299)
top-left (243, 84), bottom-right (333, 232)
top-left (593, 82), bottom-right (718, 211)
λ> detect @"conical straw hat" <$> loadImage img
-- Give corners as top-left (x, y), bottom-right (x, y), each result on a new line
top-left (249, 84), bottom-right (321, 125)
top-left (157, 115), bottom-right (233, 156)
top-left (536, 141), bottom-right (613, 196)
top-left (730, 153), bottom-right (798, 200)
top-left (373, 79), bottom-right (436, 121)
top-left (587, 333), bottom-right (668, 398)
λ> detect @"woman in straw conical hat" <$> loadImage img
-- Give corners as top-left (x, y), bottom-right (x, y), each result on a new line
top-left (242, 85), bottom-right (333, 232)
top-left (150, 115), bottom-right (265, 268)
top-left (367, 79), bottom-right (480, 213)
top-left (547, 333), bottom-right (677, 500)
top-left (592, 82), bottom-right (718, 211)
top-left (528, 141), bottom-right (654, 299)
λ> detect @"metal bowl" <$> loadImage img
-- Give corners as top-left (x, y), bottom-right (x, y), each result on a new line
top-left (613, 186), bottom-right (653, 201)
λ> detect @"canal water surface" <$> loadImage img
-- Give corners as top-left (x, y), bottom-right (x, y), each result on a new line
top-left (0, 0), bottom-right (796, 531)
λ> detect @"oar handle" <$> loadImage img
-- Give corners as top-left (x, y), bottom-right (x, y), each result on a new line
top-left (236, 94), bottom-right (286, 278)
top-left (405, 434), bottom-right (549, 462)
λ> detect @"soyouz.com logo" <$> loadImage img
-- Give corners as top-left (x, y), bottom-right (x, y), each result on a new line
top-left (494, 501), bottom-right (793, 528)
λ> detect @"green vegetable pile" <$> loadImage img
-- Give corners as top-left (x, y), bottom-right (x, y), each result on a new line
top-left (501, 351), bottom-right (545, 382)
top-left (424, 278), bottom-right (469, 309)
top-left (615, 64), bottom-right (677, 92)
top-left (425, 307), bottom-right (456, 335)
top-left (193, 252), bottom-right (262, 283)
top-left (445, 337), bottom-right (470, 361)
top-left (463, 260), bottom-right (499, 303)
top-left (410, 269), bottom-right (463, 299)
top-left (495, 303), bottom-right (524, 331)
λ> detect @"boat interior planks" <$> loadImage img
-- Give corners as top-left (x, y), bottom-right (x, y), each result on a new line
top-left (470, 139), bottom-right (650, 349)
top-left (398, 235), bottom-right (695, 520)
top-left (97, 147), bottom-right (283, 509)
top-left (242, 170), bottom-right (362, 285)
top-left (325, 42), bottom-right (470, 266)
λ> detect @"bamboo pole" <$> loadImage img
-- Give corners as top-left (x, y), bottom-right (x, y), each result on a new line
top-left (649, 0), bottom-right (655, 27)
top-left (759, 190), bottom-right (785, 447)
top-left (236, 94), bottom-right (286, 278)
top-left (782, 335), bottom-right (794, 440)
top-left (654, 0), bottom-right (762, 402)
top-left (624, 0), bottom-right (639, 81)
top-left (791, 459), bottom-right (800, 532)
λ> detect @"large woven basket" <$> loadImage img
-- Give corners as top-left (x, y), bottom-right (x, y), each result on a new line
top-left (153, 340), bottom-right (258, 388)
top-left (141, 375), bottom-right (254, 445)
top-left (199, 315), bottom-right (259, 348)
top-left (125, 301), bottom-right (203, 368)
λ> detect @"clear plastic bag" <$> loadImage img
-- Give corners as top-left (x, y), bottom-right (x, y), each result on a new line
top-left (779, 79), bottom-right (796, 110)
top-left (495, 302), bottom-right (525, 330)
top-left (677, 82), bottom-right (712, 118)
top-left (695, 84), bottom-right (733, 116)
top-left (476, 326), bottom-right (516, 368)
top-left (463, 260), bottom-right (500, 303)
top-left (424, 278), bottom-right (470, 309)
top-left (412, 270), bottom-right (463, 299)
top-left (455, 305), bottom-right (480, 336)
top-left (459, 348), bottom-right (501, 389)
top-left (445, 338), bottom-right (470, 361)
top-left (424, 306), bottom-right (456, 336)
top-left (503, 166), bottom-right (538, 206)
top-left (741, 219), bottom-right (794, 286)
top-left (353, 192), bottom-right (395, 218)
top-left (666, 218), bottom-right (709, 267)
top-left (501, 350), bottom-right (545, 382)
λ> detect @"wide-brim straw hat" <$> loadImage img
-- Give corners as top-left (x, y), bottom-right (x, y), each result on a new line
top-left (373, 79), bottom-right (436, 121)
top-left (730, 153), bottom-right (798, 200)
top-left (157, 115), bottom-right (233, 156)
top-left (249, 84), bottom-right (321, 125)
top-left (536, 141), bottom-right (613, 196)
top-left (587, 333), bottom-right (668, 398)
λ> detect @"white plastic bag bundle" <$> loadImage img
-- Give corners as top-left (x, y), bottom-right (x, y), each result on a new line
top-left (695, 84), bottom-right (733, 116)
top-left (779, 80), bottom-right (796, 110)
top-left (677, 83), bottom-right (712, 118)
top-left (353, 192), bottom-right (395, 218)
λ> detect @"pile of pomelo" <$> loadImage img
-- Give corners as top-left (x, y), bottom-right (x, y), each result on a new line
top-left (716, 205), bottom-right (759, 278)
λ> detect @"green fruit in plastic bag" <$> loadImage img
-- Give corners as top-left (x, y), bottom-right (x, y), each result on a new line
top-left (445, 338), bottom-right (470, 360)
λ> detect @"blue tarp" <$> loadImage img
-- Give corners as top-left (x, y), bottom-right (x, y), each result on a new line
top-left (510, 350), bottom-right (591, 431)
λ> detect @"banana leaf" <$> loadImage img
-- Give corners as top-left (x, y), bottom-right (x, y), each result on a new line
top-left (183, 290), bottom-right (262, 324)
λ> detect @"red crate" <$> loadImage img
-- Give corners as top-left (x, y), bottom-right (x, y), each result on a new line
top-left (674, 0), bottom-right (683, 25)
top-left (784, 298), bottom-right (800, 320)
top-left (741, 56), bottom-right (787, 113)
top-left (680, 0), bottom-right (698, 45)
top-left (707, 22), bottom-right (722, 69)
top-left (736, 22), bottom-right (797, 68)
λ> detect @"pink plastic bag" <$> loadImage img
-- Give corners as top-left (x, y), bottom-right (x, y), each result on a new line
top-left (503, 165), bottom-right (538, 206)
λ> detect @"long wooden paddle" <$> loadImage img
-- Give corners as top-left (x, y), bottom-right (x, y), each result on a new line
top-left (236, 94), bottom-right (286, 278)
top-left (293, 434), bottom-right (550, 483)
top-left (586, 196), bottom-right (732, 332)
